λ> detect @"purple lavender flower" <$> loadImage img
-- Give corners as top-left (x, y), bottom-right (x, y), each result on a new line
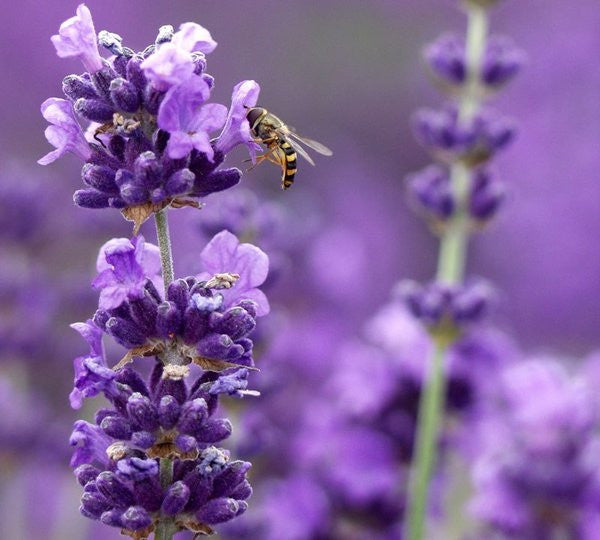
top-left (40, 7), bottom-right (260, 230)
top-left (407, 165), bottom-right (504, 225)
top-left (88, 277), bottom-right (258, 372)
top-left (171, 22), bottom-right (218, 54)
top-left (69, 320), bottom-right (118, 409)
top-left (413, 104), bottom-right (516, 165)
top-left (141, 22), bottom-right (217, 91)
top-left (469, 167), bottom-right (505, 223)
top-left (424, 33), bottom-right (466, 86)
top-left (72, 438), bottom-right (250, 535)
top-left (93, 236), bottom-right (162, 310)
top-left (215, 80), bottom-right (262, 162)
top-left (157, 75), bottom-right (227, 160)
top-left (397, 279), bottom-right (493, 330)
top-left (38, 98), bottom-right (92, 165)
top-left (469, 359), bottom-right (600, 538)
top-left (198, 230), bottom-right (270, 316)
top-left (407, 165), bottom-right (455, 222)
top-left (69, 233), bottom-right (267, 398)
top-left (74, 360), bottom-right (254, 460)
top-left (50, 4), bottom-right (103, 73)
top-left (425, 33), bottom-right (525, 88)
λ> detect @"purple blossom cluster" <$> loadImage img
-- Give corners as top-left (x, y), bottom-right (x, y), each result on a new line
top-left (402, 3), bottom-right (524, 325)
top-left (470, 359), bottom-right (600, 538)
top-left (13, 2), bottom-right (598, 539)
top-left (40, 4), bottom-right (261, 232)
top-left (425, 33), bottom-right (525, 89)
top-left (40, 5), bottom-right (272, 538)
top-left (67, 230), bottom-right (268, 537)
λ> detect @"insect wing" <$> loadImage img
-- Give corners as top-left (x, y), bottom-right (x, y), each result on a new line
top-left (285, 130), bottom-right (333, 156)
top-left (293, 135), bottom-right (333, 156)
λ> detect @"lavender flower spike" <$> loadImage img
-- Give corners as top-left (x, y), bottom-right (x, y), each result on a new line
top-left (51, 4), bottom-right (103, 73)
top-left (216, 80), bottom-right (262, 162)
top-left (38, 98), bottom-right (91, 165)
top-left (199, 230), bottom-right (270, 316)
top-left (93, 236), bottom-right (162, 310)
top-left (157, 75), bottom-right (228, 160)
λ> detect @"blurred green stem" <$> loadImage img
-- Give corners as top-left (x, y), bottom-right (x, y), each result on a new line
top-left (405, 4), bottom-right (489, 540)
top-left (154, 210), bottom-right (175, 540)
top-left (155, 208), bottom-right (174, 288)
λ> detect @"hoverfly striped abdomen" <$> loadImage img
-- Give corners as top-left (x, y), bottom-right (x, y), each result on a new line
top-left (279, 139), bottom-right (297, 189)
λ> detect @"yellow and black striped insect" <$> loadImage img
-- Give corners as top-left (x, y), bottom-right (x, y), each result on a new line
top-left (246, 107), bottom-right (332, 189)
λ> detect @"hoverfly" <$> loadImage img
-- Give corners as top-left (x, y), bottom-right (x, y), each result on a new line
top-left (246, 107), bottom-right (332, 189)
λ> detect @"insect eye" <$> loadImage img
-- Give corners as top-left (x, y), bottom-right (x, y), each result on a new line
top-left (246, 108), bottom-right (264, 126)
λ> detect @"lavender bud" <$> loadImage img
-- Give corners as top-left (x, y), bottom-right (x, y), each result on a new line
top-left (129, 294), bottom-right (158, 335)
top-left (156, 301), bottom-right (182, 338)
top-left (73, 189), bottom-right (111, 209)
top-left (74, 97), bottom-right (115, 123)
top-left (126, 393), bottom-right (160, 432)
top-left (162, 481), bottom-right (190, 516)
top-left (196, 334), bottom-right (240, 360)
top-left (90, 64), bottom-right (118, 100)
top-left (100, 415), bottom-right (132, 440)
top-left (407, 165), bottom-right (454, 221)
top-left (193, 168), bottom-right (242, 197)
top-left (74, 464), bottom-right (100, 487)
top-left (165, 168), bottom-right (195, 197)
top-left (131, 431), bottom-right (156, 449)
top-left (106, 317), bottom-right (147, 348)
top-left (229, 479), bottom-right (253, 500)
top-left (119, 181), bottom-right (148, 206)
top-left (125, 55), bottom-right (147, 91)
top-left (96, 471), bottom-right (135, 507)
top-left (425, 33), bottom-right (466, 84)
top-left (100, 509), bottom-right (123, 527)
top-left (175, 433), bottom-right (198, 453)
top-left (213, 461), bottom-right (251, 497)
top-left (134, 152), bottom-right (162, 191)
top-left (483, 36), bottom-right (526, 86)
top-left (177, 398), bottom-right (208, 434)
top-left (154, 24), bottom-right (173, 45)
top-left (158, 395), bottom-right (181, 429)
top-left (213, 307), bottom-right (256, 341)
top-left (81, 492), bottom-right (111, 518)
top-left (196, 497), bottom-right (239, 525)
top-left (81, 164), bottom-right (118, 194)
top-left (62, 74), bottom-right (98, 100)
top-left (167, 279), bottom-right (190, 313)
top-left (120, 506), bottom-right (152, 531)
top-left (469, 168), bottom-right (505, 221)
top-left (109, 78), bottom-right (141, 113)
top-left (195, 418), bottom-right (233, 444)
top-left (182, 304), bottom-right (210, 344)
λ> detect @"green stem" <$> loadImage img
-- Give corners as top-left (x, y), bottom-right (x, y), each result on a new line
top-left (155, 208), bottom-right (174, 289)
top-left (436, 162), bottom-right (470, 285)
top-left (405, 341), bottom-right (448, 540)
top-left (404, 5), bottom-right (490, 539)
top-left (153, 210), bottom-right (176, 540)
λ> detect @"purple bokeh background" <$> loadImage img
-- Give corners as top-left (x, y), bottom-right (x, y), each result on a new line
top-left (1, 1), bottom-right (599, 538)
